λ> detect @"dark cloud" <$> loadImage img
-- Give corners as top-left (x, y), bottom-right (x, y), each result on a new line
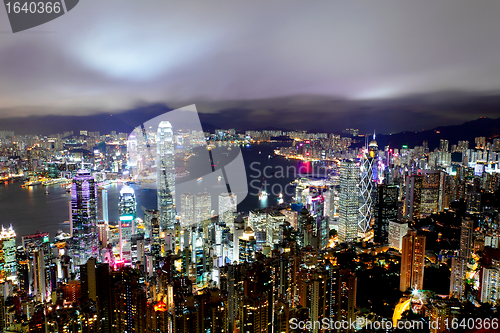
top-left (1, 1), bottom-right (500, 131)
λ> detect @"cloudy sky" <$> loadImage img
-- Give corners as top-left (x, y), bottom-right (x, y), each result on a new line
top-left (1, 1), bottom-right (500, 133)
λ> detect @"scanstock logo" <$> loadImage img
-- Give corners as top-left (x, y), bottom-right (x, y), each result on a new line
top-left (127, 105), bottom-right (248, 222)
top-left (3, 0), bottom-right (79, 33)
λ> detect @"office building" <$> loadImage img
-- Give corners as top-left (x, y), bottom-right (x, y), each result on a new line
top-left (388, 220), bottom-right (408, 252)
top-left (119, 186), bottom-right (137, 263)
top-left (400, 229), bottom-right (426, 292)
top-left (219, 192), bottom-right (237, 228)
top-left (180, 193), bottom-right (194, 227)
top-left (373, 184), bottom-right (398, 244)
top-left (0, 226), bottom-right (16, 282)
top-left (338, 160), bottom-right (359, 243)
top-left (157, 121), bottom-right (176, 230)
top-left (70, 168), bottom-right (98, 266)
top-left (359, 136), bottom-right (377, 234)
top-left (404, 175), bottom-right (423, 222)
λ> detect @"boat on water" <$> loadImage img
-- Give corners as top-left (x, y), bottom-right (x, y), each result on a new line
top-left (45, 190), bottom-right (49, 195)
top-left (259, 190), bottom-right (268, 200)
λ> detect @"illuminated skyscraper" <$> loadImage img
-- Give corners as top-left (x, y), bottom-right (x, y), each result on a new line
top-left (0, 225), bottom-right (16, 283)
top-left (400, 229), bottom-right (426, 292)
top-left (194, 192), bottom-right (212, 225)
top-left (97, 187), bottom-right (109, 223)
top-left (119, 186), bottom-right (137, 263)
top-left (421, 170), bottom-right (445, 216)
top-left (338, 160), bottom-right (359, 243)
top-left (239, 227), bottom-right (256, 263)
top-left (388, 220), bottom-right (408, 252)
top-left (404, 175), bottom-right (423, 222)
top-left (373, 185), bottom-right (398, 244)
top-left (218, 192), bottom-right (237, 229)
top-left (359, 135), bottom-right (377, 234)
top-left (157, 121), bottom-right (175, 230)
top-left (70, 168), bottom-right (98, 266)
top-left (180, 193), bottom-right (194, 227)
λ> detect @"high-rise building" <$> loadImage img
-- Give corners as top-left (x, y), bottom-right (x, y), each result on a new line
top-left (97, 187), bottom-right (108, 223)
top-left (404, 175), bottom-right (423, 222)
top-left (450, 255), bottom-right (464, 299)
top-left (194, 192), bottom-right (212, 225)
top-left (70, 168), bottom-right (98, 266)
top-left (439, 139), bottom-right (449, 152)
top-left (180, 193), bottom-right (194, 227)
top-left (359, 137), bottom-right (377, 234)
top-left (388, 220), bottom-right (408, 252)
top-left (373, 185), bottom-right (398, 244)
top-left (480, 260), bottom-right (500, 305)
top-left (157, 121), bottom-right (175, 230)
top-left (0, 226), bottom-right (16, 282)
top-left (119, 186), bottom-right (137, 263)
top-left (400, 229), bottom-right (426, 292)
top-left (338, 160), bottom-right (359, 243)
top-left (219, 192), bottom-right (237, 228)
top-left (33, 247), bottom-right (47, 303)
top-left (16, 247), bottom-right (29, 295)
top-left (239, 227), bottom-right (256, 263)
top-left (460, 217), bottom-right (474, 263)
top-left (475, 136), bottom-right (486, 149)
top-left (143, 209), bottom-right (159, 240)
top-left (420, 170), bottom-right (445, 216)
top-left (466, 192), bottom-right (481, 214)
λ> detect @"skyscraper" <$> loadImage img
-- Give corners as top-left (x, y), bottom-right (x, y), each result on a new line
top-left (70, 168), bottom-right (98, 266)
top-left (373, 184), bottom-right (398, 244)
top-left (400, 229), bottom-right (426, 292)
top-left (179, 193), bottom-right (194, 227)
top-left (388, 220), bottom-right (408, 252)
top-left (119, 186), bottom-right (137, 263)
top-left (338, 160), bottom-right (359, 243)
top-left (0, 226), bottom-right (16, 283)
top-left (97, 187), bottom-right (109, 223)
top-left (157, 121), bottom-right (175, 230)
top-left (194, 192), bottom-right (212, 225)
top-left (359, 137), bottom-right (377, 234)
top-left (404, 175), bottom-right (423, 222)
top-left (420, 170), bottom-right (445, 216)
top-left (239, 226), bottom-right (256, 263)
top-left (218, 192), bottom-right (237, 229)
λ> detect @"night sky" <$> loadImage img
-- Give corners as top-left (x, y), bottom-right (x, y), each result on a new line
top-left (1, 1), bottom-right (500, 133)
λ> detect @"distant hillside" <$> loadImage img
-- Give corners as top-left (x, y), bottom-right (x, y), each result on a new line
top-left (0, 105), bottom-right (499, 150)
top-left (371, 117), bottom-right (500, 150)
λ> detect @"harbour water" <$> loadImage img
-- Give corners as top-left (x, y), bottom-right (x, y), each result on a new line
top-left (0, 143), bottom-right (332, 244)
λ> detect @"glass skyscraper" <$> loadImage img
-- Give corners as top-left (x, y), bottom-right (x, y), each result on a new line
top-left (70, 168), bottom-right (98, 266)
top-left (0, 225), bottom-right (16, 283)
top-left (359, 136), bottom-right (377, 234)
top-left (119, 186), bottom-right (137, 263)
top-left (157, 121), bottom-right (175, 230)
top-left (338, 160), bottom-right (359, 243)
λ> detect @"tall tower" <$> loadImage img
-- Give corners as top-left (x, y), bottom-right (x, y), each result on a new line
top-left (373, 184), bottom-right (398, 244)
top-left (157, 121), bottom-right (175, 230)
top-left (119, 186), bottom-right (137, 263)
top-left (400, 229), bottom-right (426, 292)
top-left (338, 160), bottom-right (359, 243)
top-left (194, 192), bottom-right (212, 225)
top-left (70, 168), bottom-right (98, 266)
top-left (179, 193), bottom-right (195, 227)
top-left (0, 226), bottom-right (16, 283)
top-left (359, 134), bottom-right (377, 234)
top-left (218, 192), bottom-right (237, 229)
